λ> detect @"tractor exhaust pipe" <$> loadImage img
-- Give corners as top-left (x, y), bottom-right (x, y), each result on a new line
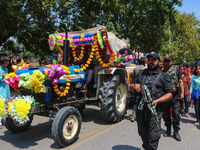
top-left (63, 25), bottom-right (69, 65)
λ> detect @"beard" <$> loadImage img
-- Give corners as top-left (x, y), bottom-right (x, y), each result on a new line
top-left (148, 63), bottom-right (159, 71)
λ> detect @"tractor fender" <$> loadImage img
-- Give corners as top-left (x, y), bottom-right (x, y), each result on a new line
top-left (98, 67), bottom-right (128, 77)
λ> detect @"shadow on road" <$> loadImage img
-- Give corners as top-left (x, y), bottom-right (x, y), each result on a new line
top-left (112, 145), bottom-right (141, 150)
top-left (0, 119), bottom-right (53, 149)
top-left (180, 117), bottom-right (196, 124)
top-left (1, 106), bottom-right (129, 149)
top-left (188, 112), bottom-right (196, 118)
top-left (180, 112), bottom-right (196, 125)
top-left (81, 107), bottom-right (110, 125)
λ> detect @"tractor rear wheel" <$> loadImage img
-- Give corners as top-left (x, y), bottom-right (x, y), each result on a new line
top-left (99, 75), bottom-right (128, 123)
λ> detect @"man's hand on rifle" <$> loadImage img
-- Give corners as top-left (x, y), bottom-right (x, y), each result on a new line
top-left (152, 100), bottom-right (158, 108)
top-left (134, 84), bottom-right (141, 93)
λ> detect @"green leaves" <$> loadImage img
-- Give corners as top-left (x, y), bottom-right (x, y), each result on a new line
top-left (161, 11), bottom-right (200, 64)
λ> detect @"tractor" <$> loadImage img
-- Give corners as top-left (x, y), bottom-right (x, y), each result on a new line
top-left (3, 26), bottom-right (131, 147)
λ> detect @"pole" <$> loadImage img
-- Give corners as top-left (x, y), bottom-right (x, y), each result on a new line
top-left (169, 26), bottom-right (171, 56)
top-left (63, 25), bottom-right (69, 65)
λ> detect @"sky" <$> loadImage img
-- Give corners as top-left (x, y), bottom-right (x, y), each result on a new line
top-left (176, 0), bottom-right (200, 19)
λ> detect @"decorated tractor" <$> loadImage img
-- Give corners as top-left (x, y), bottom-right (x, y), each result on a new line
top-left (2, 26), bottom-right (133, 147)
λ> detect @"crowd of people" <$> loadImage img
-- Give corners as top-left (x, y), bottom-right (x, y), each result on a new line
top-left (130, 51), bottom-right (200, 150)
top-left (6, 56), bottom-right (57, 73)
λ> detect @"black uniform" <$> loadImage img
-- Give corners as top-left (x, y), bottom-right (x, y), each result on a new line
top-left (130, 65), bottom-right (145, 121)
top-left (162, 69), bottom-right (182, 132)
top-left (134, 69), bottom-right (174, 150)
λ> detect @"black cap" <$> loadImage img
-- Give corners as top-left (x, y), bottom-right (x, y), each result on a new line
top-left (164, 56), bottom-right (172, 61)
top-left (146, 51), bottom-right (160, 60)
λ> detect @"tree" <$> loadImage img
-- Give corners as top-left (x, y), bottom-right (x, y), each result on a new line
top-left (0, 0), bottom-right (74, 57)
top-left (160, 12), bottom-right (200, 64)
top-left (0, 0), bottom-right (182, 56)
top-left (67, 0), bottom-right (182, 52)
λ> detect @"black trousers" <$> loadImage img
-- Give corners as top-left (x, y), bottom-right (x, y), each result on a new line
top-left (194, 99), bottom-right (200, 122)
top-left (132, 93), bottom-right (140, 119)
top-left (136, 106), bottom-right (161, 150)
top-left (163, 98), bottom-right (181, 132)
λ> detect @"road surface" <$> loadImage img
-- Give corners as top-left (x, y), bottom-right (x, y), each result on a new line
top-left (0, 105), bottom-right (200, 150)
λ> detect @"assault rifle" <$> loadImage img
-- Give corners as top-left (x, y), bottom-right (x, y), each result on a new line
top-left (138, 84), bottom-right (161, 132)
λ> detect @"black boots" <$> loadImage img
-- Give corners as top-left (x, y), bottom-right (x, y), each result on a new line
top-left (163, 127), bottom-right (171, 137)
top-left (163, 127), bottom-right (181, 141)
top-left (173, 132), bottom-right (181, 141)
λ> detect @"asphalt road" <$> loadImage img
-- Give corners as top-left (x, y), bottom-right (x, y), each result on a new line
top-left (0, 105), bottom-right (200, 150)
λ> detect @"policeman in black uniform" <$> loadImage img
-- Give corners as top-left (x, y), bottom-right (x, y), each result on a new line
top-left (130, 56), bottom-right (146, 122)
top-left (162, 56), bottom-right (184, 141)
top-left (133, 52), bottom-right (174, 150)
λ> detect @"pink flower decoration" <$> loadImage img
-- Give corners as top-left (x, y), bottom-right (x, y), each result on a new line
top-left (57, 39), bottom-right (63, 43)
top-left (4, 75), bottom-right (20, 91)
top-left (90, 37), bottom-right (94, 40)
top-left (48, 64), bottom-right (65, 84)
top-left (125, 50), bottom-right (128, 56)
top-left (59, 33), bottom-right (65, 37)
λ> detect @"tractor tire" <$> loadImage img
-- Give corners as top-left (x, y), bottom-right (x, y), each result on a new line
top-left (52, 106), bottom-right (81, 147)
top-left (3, 115), bottom-right (33, 133)
top-left (99, 75), bottom-right (128, 123)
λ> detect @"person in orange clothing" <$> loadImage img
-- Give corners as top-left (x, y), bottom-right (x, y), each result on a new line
top-left (11, 59), bottom-right (21, 72)
top-left (11, 57), bottom-right (29, 72)
top-left (21, 56), bottom-right (29, 68)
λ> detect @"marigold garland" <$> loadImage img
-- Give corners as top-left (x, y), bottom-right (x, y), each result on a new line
top-left (93, 34), bottom-right (117, 67)
top-left (73, 46), bottom-right (95, 73)
top-left (80, 33), bottom-right (85, 41)
top-left (127, 73), bottom-right (131, 86)
top-left (52, 65), bottom-right (71, 97)
top-left (72, 45), bottom-right (85, 61)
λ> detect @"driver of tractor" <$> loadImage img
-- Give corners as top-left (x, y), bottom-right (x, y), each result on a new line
top-left (83, 62), bottom-right (94, 89)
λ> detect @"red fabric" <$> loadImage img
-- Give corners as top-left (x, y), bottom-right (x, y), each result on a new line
top-left (184, 68), bottom-right (191, 77)
top-left (103, 33), bottom-right (113, 54)
top-left (104, 37), bottom-right (113, 54)
top-left (182, 75), bottom-right (190, 96)
top-left (170, 106), bottom-right (172, 119)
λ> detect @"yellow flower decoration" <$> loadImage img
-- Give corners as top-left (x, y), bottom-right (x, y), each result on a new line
top-left (15, 99), bottom-right (31, 120)
top-left (7, 101), bottom-right (15, 118)
top-left (0, 98), bottom-right (6, 118)
top-left (5, 72), bottom-right (16, 79)
top-left (29, 70), bottom-right (45, 93)
top-left (6, 96), bottom-right (35, 124)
